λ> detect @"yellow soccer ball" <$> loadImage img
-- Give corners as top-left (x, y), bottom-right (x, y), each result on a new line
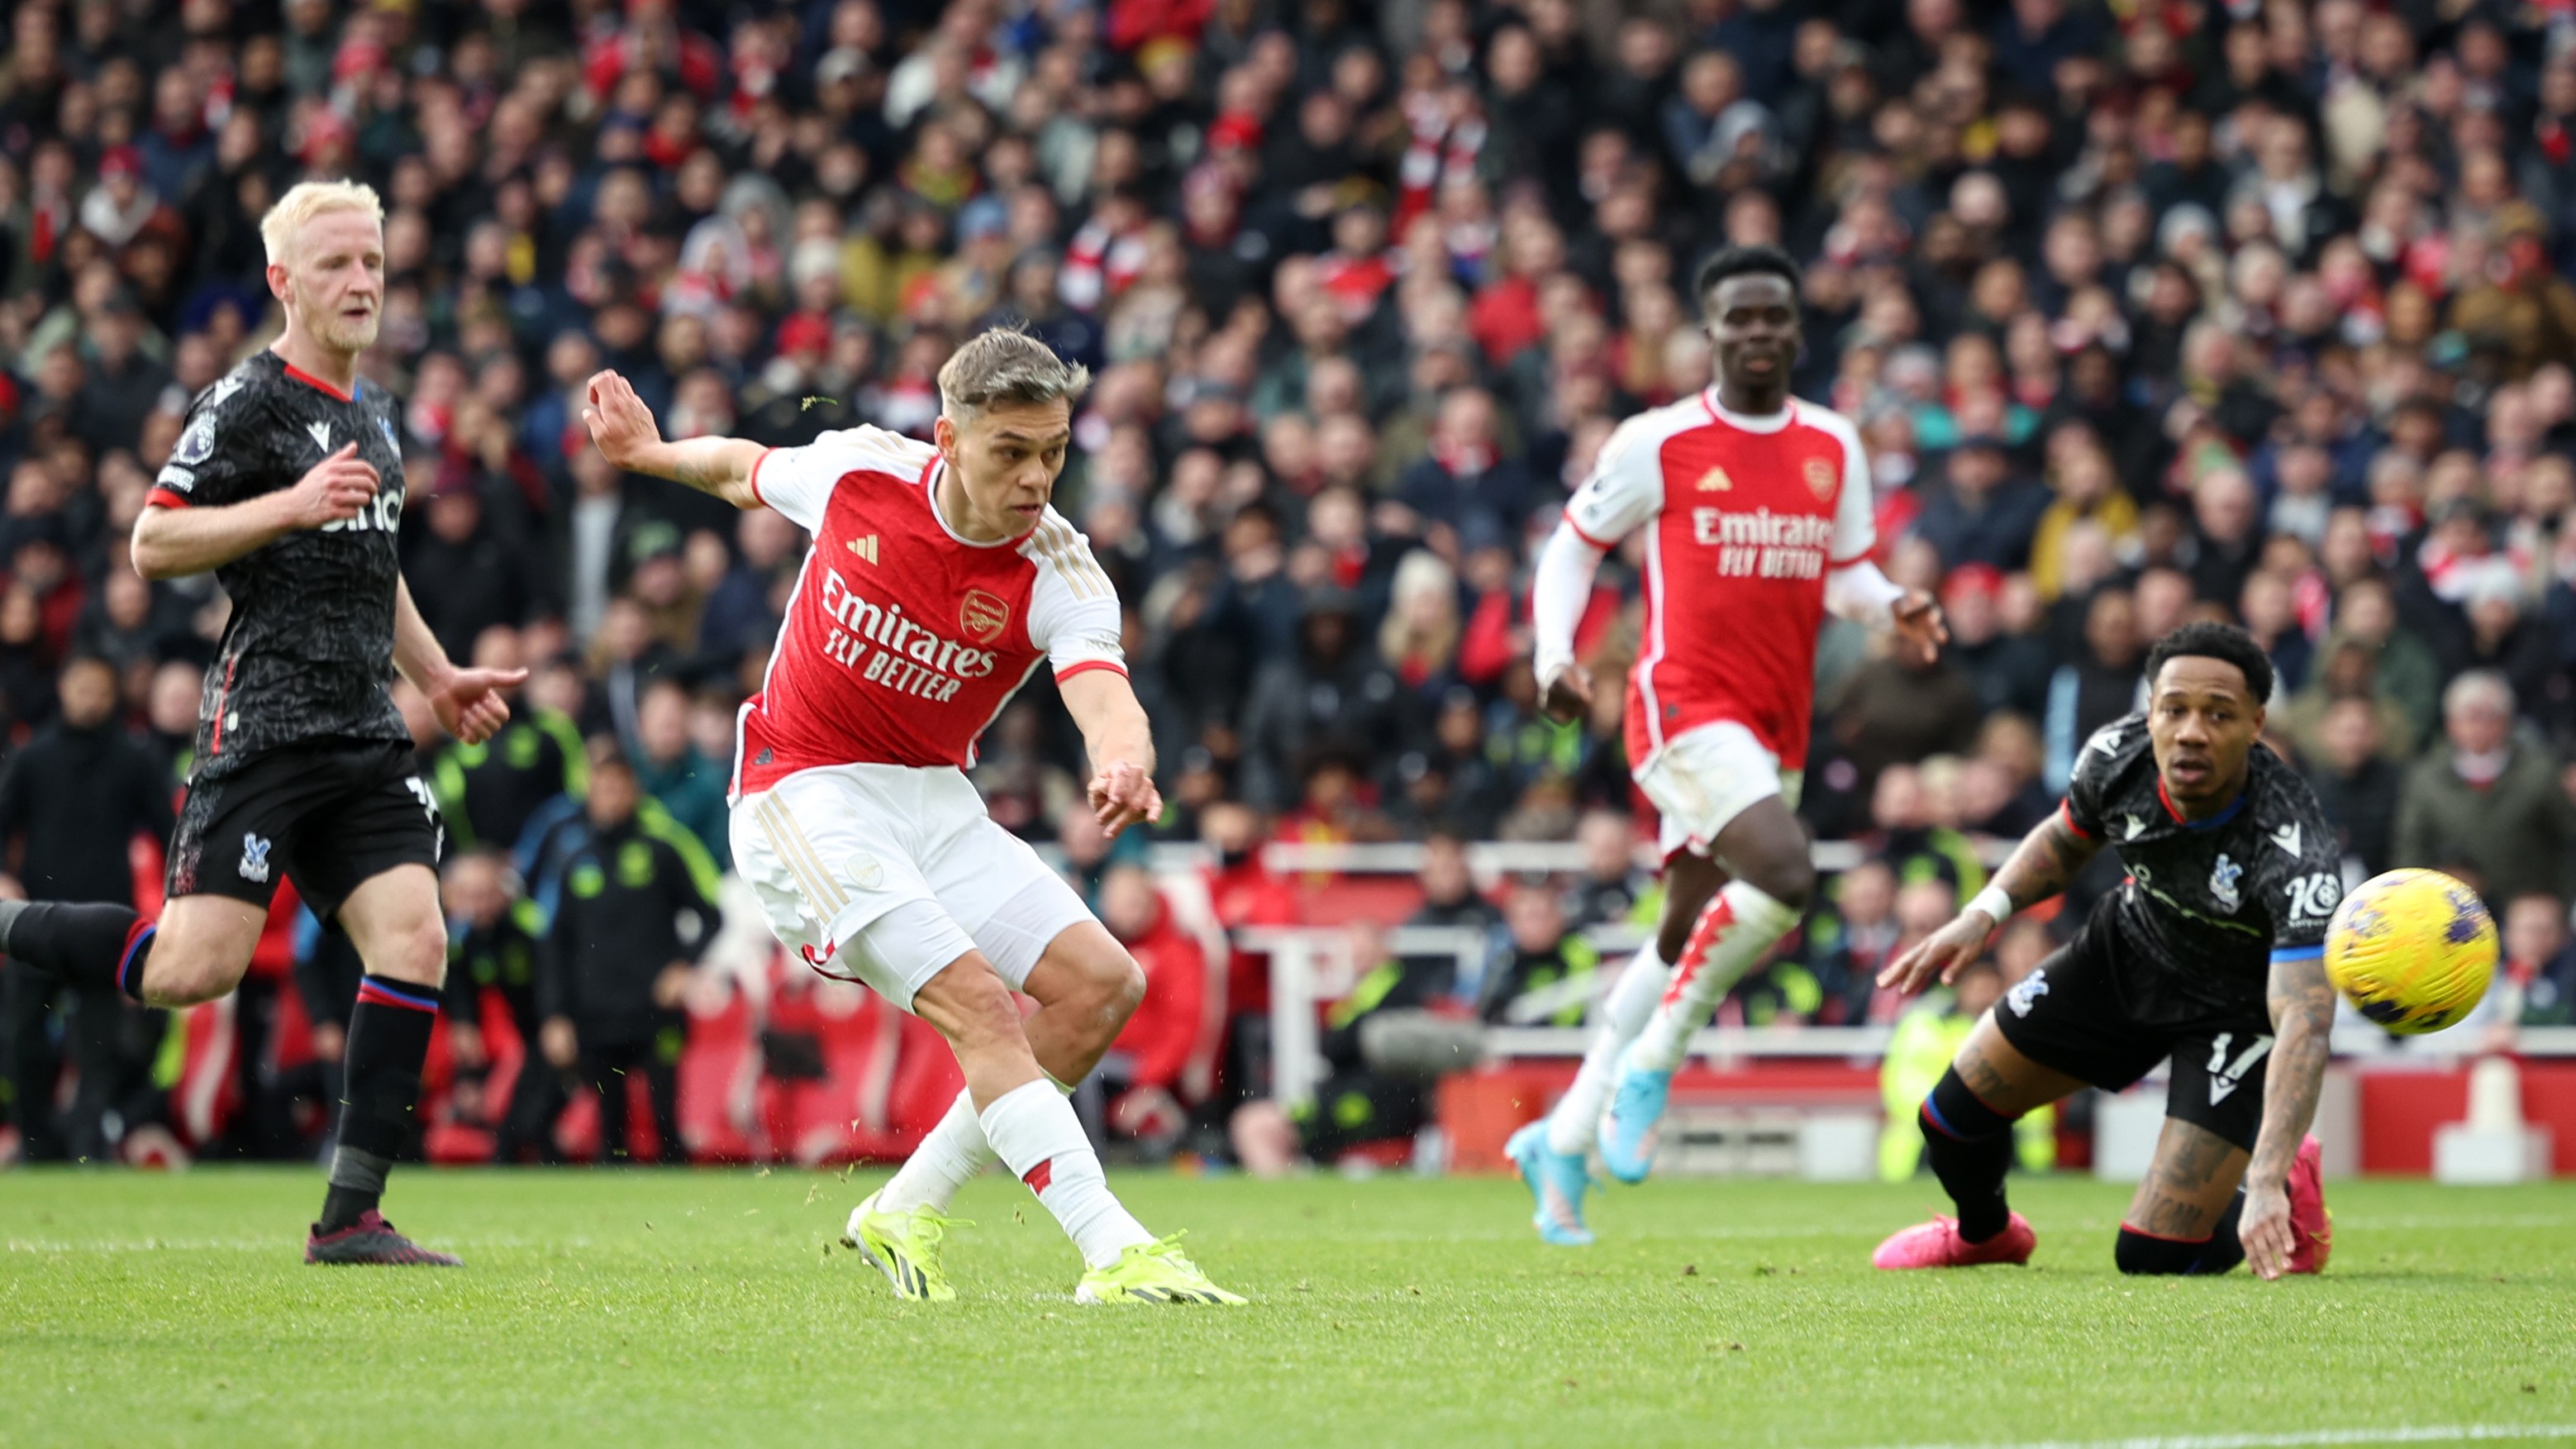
top-left (2323, 868), bottom-right (2497, 1035)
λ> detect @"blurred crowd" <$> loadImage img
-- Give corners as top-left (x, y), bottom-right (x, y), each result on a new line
top-left (7, 0), bottom-right (2576, 1165)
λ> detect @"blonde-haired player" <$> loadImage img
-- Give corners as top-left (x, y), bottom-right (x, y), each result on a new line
top-left (0, 180), bottom-right (523, 1263)
top-left (583, 328), bottom-right (1242, 1305)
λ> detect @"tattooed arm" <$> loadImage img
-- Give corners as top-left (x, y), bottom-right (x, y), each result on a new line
top-left (579, 369), bottom-right (765, 509)
top-left (2240, 948), bottom-right (2336, 1280)
top-left (1877, 807), bottom-right (2104, 995)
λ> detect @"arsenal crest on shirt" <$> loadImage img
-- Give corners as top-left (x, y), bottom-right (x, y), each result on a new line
top-left (961, 589), bottom-right (1011, 643)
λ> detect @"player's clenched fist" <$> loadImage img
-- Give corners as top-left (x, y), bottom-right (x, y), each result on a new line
top-left (1539, 661), bottom-right (1594, 724)
top-left (1088, 760), bottom-right (1162, 837)
top-left (277, 442), bottom-right (378, 530)
top-left (581, 369), bottom-right (663, 469)
top-left (1877, 906), bottom-right (1998, 995)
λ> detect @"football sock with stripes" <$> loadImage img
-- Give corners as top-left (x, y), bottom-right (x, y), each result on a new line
top-left (321, 975), bottom-right (440, 1233)
top-left (1545, 941), bottom-right (1673, 1156)
top-left (1918, 1067), bottom-right (2017, 1243)
top-left (1628, 882), bottom-right (1799, 1072)
top-left (880, 1075), bottom-right (1071, 1213)
top-left (0, 901), bottom-right (154, 999)
top-left (978, 1079), bottom-right (1152, 1270)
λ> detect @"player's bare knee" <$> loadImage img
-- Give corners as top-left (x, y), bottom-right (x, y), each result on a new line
top-left (1095, 951), bottom-right (1147, 1025)
top-left (1739, 851), bottom-right (1814, 913)
top-left (917, 956), bottom-right (1023, 1051)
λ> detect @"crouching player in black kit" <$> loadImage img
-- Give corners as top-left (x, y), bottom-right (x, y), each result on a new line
top-left (0, 181), bottom-right (522, 1263)
top-left (1873, 623), bottom-right (2337, 1280)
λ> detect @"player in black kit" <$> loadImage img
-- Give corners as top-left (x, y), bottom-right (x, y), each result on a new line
top-left (1871, 623), bottom-right (2339, 1280)
top-left (0, 183), bottom-right (521, 1263)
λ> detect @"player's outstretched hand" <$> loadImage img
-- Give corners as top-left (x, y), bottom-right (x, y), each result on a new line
top-left (279, 443), bottom-right (378, 531)
top-left (581, 369), bottom-right (663, 469)
top-left (1877, 908), bottom-right (1997, 995)
top-left (429, 665), bottom-right (529, 746)
top-left (1539, 662), bottom-right (1594, 724)
top-left (2240, 1180), bottom-right (2296, 1280)
top-left (1088, 760), bottom-right (1162, 837)
top-left (1892, 589), bottom-right (1948, 664)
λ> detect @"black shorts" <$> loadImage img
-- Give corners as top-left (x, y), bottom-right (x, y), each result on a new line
top-left (167, 740), bottom-right (444, 923)
top-left (1992, 911), bottom-right (2276, 1151)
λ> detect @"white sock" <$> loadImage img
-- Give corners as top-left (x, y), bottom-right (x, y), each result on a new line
top-left (1546, 940), bottom-right (1673, 1156)
top-left (879, 1075), bottom-right (1074, 1214)
top-left (1629, 881), bottom-right (1800, 1072)
top-left (879, 1090), bottom-right (993, 1213)
top-left (977, 1079), bottom-right (1153, 1270)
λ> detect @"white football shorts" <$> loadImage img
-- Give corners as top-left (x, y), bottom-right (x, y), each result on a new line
top-left (731, 761), bottom-right (1093, 1010)
top-left (1633, 719), bottom-right (1804, 860)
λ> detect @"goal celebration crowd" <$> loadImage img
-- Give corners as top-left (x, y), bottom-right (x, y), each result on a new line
top-left (4, 0), bottom-right (2576, 1168)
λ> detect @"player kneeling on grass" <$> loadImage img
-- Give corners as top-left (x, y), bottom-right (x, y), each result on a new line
top-left (1873, 622), bottom-right (2336, 1280)
top-left (583, 327), bottom-right (1240, 1305)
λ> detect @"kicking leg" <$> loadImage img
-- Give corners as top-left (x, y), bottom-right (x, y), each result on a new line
top-left (909, 951), bottom-right (1238, 1304)
top-left (2115, 1118), bottom-right (2252, 1275)
top-left (877, 920), bottom-right (1143, 1216)
top-left (1602, 799), bottom-right (1812, 1181)
top-left (1874, 1014), bottom-right (2084, 1269)
top-left (307, 865), bottom-right (459, 1265)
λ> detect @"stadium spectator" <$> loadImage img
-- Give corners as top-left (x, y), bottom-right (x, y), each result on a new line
top-left (2394, 672), bottom-right (2576, 907)
top-left (1478, 879), bottom-right (1598, 1027)
top-left (439, 848), bottom-right (560, 1164)
top-left (0, 657), bottom-right (176, 1162)
top-left (1093, 864), bottom-right (1210, 1159)
top-left (2303, 696), bottom-right (2404, 879)
top-left (2493, 894), bottom-right (2576, 1037)
top-left (539, 752), bottom-right (715, 1164)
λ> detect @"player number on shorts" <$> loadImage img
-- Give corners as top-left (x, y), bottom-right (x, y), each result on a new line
top-left (2283, 873), bottom-right (2340, 922)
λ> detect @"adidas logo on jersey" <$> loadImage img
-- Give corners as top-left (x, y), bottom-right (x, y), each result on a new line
top-left (848, 534), bottom-right (879, 565)
top-left (1697, 466), bottom-right (1732, 492)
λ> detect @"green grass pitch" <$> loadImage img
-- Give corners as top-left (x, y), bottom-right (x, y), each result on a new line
top-left (4, 1168), bottom-right (2572, 1448)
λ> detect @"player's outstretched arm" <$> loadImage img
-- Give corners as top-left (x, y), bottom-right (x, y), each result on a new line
top-left (2241, 949), bottom-right (2336, 1280)
top-left (131, 443), bottom-right (379, 579)
top-left (1878, 808), bottom-right (2102, 994)
top-left (1062, 668), bottom-right (1160, 837)
top-left (581, 369), bottom-right (764, 510)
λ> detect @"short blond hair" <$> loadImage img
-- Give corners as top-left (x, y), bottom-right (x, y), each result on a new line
top-left (260, 180), bottom-right (385, 266)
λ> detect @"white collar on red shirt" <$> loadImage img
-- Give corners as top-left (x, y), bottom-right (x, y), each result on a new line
top-left (1702, 388), bottom-right (1796, 434)
top-left (922, 456), bottom-right (1021, 550)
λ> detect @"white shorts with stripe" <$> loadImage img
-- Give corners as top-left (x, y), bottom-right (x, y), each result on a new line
top-left (1634, 719), bottom-right (1804, 860)
top-left (730, 762), bottom-right (1093, 1010)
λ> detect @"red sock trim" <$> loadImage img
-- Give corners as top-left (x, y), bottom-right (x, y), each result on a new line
top-left (1021, 1160), bottom-right (1053, 1195)
top-left (2117, 1223), bottom-right (2212, 1244)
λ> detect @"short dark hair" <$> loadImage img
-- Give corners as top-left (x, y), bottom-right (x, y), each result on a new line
top-left (1693, 244), bottom-right (1802, 309)
top-left (2143, 622), bottom-right (2275, 704)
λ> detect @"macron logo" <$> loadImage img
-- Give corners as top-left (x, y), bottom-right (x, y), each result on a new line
top-left (847, 534), bottom-right (879, 565)
top-left (307, 421), bottom-right (331, 453)
top-left (2271, 823), bottom-right (2302, 856)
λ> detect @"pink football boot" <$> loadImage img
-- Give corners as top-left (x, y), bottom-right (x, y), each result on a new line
top-left (1871, 1212), bottom-right (2037, 1270)
top-left (2282, 1134), bottom-right (2332, 1275)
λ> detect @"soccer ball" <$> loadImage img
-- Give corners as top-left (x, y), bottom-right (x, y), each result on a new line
top-left (2323, 869), bottom-right (2497, 1034)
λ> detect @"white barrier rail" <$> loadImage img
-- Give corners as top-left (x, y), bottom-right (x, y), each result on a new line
top-left (1233, 916), bottom-right (2576, 1109)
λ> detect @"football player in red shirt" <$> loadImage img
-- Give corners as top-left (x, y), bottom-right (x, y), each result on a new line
top-left (1508, 246), bottom-right (1946, 1243)
top-left (584, 328), bottom-right (1239, 1305)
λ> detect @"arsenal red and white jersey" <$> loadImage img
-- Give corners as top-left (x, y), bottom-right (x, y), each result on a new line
top-left (731, 427), bottom-right (1125, 795)
top-left (1562, 389), bottom-right (1874, 770)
